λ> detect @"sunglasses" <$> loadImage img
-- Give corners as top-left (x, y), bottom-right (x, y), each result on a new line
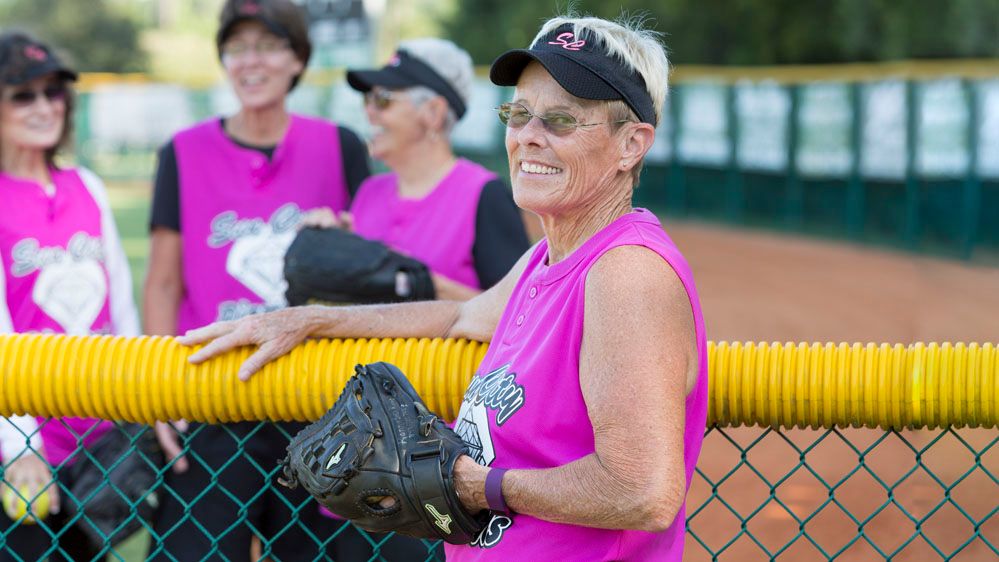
top-left (363, 89), bottom-right (402, 111)
top-left (497, 102), bottom-right (633, 136)
top-left (3, 84), bottom-right (68, 108)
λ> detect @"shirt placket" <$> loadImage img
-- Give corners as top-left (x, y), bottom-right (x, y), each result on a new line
top-left (249, 154), bottom-right (269, 189)
top-left (504, 271), bottom-right (546, 346)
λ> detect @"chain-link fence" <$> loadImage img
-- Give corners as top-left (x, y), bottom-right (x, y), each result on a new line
top-left (688, 426), bottom-right (996, 561)
top-left (2, 337), bottom-right (995, 561)
top-left (1, 421), bottom-right (994, 561)
top-left (0, 420), bottom-right (449, 561)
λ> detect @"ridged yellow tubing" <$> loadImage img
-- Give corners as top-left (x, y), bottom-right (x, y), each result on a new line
top-left (0, 335), bottom-right (995, 429)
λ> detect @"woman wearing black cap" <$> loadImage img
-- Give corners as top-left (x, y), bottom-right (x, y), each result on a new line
top-left (144, 0), bottom-right (369, 559)
top-left (0, 31), bottom-right (140, 561)
top-left (304, 37), bottom-right (529, 301)
top-left (178, 14), bottom-right (708, 562)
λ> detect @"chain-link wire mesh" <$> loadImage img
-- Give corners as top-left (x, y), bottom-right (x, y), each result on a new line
top-left (687, 426), bottom-right (997, 561)
top-left (0, 420), bottom-right (445, 562)
top-left (2, 419), bottom-right (994, 561)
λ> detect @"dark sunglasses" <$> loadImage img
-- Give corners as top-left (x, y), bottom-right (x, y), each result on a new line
top-left (363, 89), bottom-right (402, 111)
top-left (3, 85), bottom-right (68, 107)
top-left (497, 102), bottom-right (633, 136)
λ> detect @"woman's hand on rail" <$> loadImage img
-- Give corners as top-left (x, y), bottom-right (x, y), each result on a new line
top-left (178, 307), bottom-right (322, 381)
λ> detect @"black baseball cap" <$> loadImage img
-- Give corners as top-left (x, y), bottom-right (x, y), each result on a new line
top-left (216, 0), bottom-right (311, 63)
top-left (0, 32), bottom-right (78, 86)
top-left (347, 50), bottom-right (467, 119)
top-left (490, 23), bottom-right (657, 126)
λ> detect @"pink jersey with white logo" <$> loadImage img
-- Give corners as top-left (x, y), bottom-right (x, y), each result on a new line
top-left (447, 209), bottom-right (709, 561)
top-left (350, 158), bottom-right (495, 289)
top-left (174, 115), bottom-right (350, 333)
top-left (0, 168), bottom-right (135, 465)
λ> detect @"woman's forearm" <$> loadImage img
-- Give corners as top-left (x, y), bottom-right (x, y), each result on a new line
top-left (142, 282), bottom-right (181, 336)
top-left (456, 454), bottom-right (684, 533)
top-left (144, 228), bottom-right (183, 336)
top-left (432, 274), bottom-right (481, 302)
top-left (302, 300), bottom-right (467, 341)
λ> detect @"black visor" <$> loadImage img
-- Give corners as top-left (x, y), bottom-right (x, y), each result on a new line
top-left (347, 50), bottom-right (467, 119)
top-left (489, 24), bottom-right (657, 126)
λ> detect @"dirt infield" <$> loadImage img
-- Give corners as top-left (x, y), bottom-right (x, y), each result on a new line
top-left (664, 220), bottom-right (998, 561)
top-left (669, 220), bottom-right (999, 344)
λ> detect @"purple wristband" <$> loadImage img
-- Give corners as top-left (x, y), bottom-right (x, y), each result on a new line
top-left (485, 468), bottom-right (510, 515)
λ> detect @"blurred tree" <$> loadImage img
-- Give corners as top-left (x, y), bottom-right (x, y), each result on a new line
top-left (0, 0), bottom-right (147, 72)
top-left (140, 0), bottom-right (224, 85)
top-left (443, 0), bottom-right (999, 65)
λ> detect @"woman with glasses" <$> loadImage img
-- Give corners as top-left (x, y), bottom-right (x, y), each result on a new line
top-left (0, 32), bottom-right (140, 561)
top-left (181, 13), bottom-right (708, 562)
top-left (144, 0), bottom-right (369, 559)
top-left (303, 38), bottom-right (530, 301)
top-left (301, 37), bottom-right (530, 561)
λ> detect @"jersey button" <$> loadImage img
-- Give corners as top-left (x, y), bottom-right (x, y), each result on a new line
top-left (529, 287), bottom-right (538, 298)
top-left (516, 314), bottom-right (525, 326)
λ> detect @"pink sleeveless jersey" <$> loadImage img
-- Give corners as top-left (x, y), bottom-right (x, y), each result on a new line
top-left (0, 168), bottom-right (114, 465)
top-left (350, 158), bottom-right (495, 289)
top-left (174, 115), bottom-right (350, 333)
top-left (447, 209), bottom-right (709, 561)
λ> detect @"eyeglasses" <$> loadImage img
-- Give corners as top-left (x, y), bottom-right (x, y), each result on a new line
top-left (363, 89), bottom-right (403, 111)
top-left (496, 102), bottom-right (633, 136)
top-left (221, 39), bottom-right (290, 59)
top-left (2, 85), bottom-right (68, 108)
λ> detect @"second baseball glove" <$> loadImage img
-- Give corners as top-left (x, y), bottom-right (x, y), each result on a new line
top-left (283, 227), bottom-right (436, 306)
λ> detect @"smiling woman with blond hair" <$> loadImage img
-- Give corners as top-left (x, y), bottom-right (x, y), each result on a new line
top-left (180, 13), bottom-right (708, 561)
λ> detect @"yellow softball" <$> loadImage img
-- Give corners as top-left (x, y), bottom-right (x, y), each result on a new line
top-left (2, 485), bottom-right (49, 524)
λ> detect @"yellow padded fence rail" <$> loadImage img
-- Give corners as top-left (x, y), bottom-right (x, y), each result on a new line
top-left (0, 335), bottom-right (995, 430)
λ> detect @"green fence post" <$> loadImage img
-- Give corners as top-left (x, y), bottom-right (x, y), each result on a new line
top-left (726, 84), bottom-right (743, 224)
top-left (846, 82), bottom-right (864, 240)
top-left (667, 85), bottom-right (686, 215)
top-left (961, 79), bottom-right (981, 260)
top-left (904, 81), bottom-right (920, 249)
top-left (784, 84), bottom-right (802, 230)
top-left (75, 90), bottom-right (93, 171)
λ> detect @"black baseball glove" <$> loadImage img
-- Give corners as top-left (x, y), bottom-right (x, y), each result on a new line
top-left (278, 362), bottom-right (487, 544)
top-left (63, 423), bottom-right (164, 548)
top-left (284, 227), bottom-right (436, 306)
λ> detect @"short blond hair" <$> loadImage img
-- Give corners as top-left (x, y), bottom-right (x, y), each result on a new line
top-left (531, 15), bottom-right (669, 126)
top-left (398, 38), bottom-right (474, 136)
